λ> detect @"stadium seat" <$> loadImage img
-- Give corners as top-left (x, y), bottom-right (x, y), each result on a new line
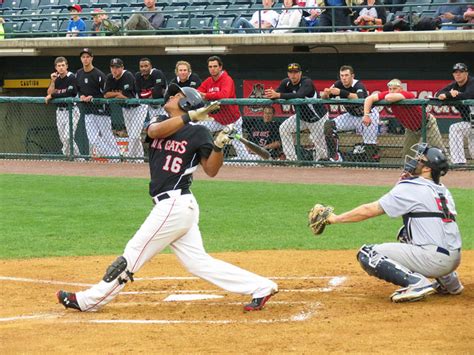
top-left (216, 15), bottom-right (236, 32)
top-left (169, 0), bottom-right (188, 6)
top-left (59, 18), bottom-right (69, 32)
top-left (3, 21), bottom-right (23, 37)
top-left (38, 0), bottom-right (59, 9)
top-left (2, 0), bottom-right (27, 10)
top-left (164, 5), bottom-right (186, 18)
top-left (41, 8), bottom-right (64, 21)
top-left (37, 19), bottom-right (60, 35)
top-left (227, 4), bottom-right (251, 17)
top-left (206, 4), bottom-right (228, 13)
top-left (78, 0), bottom-right (93, 8)
top-left (18, 20), bottom-right (42, 36)
top-left (185, 5), bottom-right (207, 13)
top-left (234, 0), bottom-right (255, 4)
top-left (163, 17), bottom-right (189, 33)
top-left (2, 9), bottom-right (24, 21)
top-left (54, 0), bottom-right (75, 9)
top-left (96, 0), bottom-right (118, 9)
top-left (189, 16), bottom-right (212, 32)
top-left (19, 9), bottom-right (45, 21)
top-left (20, 0), bottom-right (40, 10)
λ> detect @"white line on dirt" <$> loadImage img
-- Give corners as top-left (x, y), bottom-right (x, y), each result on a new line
top-left (0, 276), bottom-right (93, 287)
top-left (134, 276), bottom-right (338, 281)
top-left (0, 314), bottom-right (58, 322)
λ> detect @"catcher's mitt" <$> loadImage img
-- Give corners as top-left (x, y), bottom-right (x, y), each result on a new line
top-left (308, 204), bottom-right (334, 235)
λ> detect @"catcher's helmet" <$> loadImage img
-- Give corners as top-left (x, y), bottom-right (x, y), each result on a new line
top-left (404, 143), bottom-right (448, 183)
top-left (164, 83), bottom-right (205, 112)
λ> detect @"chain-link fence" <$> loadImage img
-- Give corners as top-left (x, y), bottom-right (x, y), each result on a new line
top-left (0, 97), bottom-right (472, 169)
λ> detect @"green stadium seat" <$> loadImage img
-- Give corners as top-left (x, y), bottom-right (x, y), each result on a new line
top-left (18, 20), bottom-right (41, 35)
top-left (164, 5), bottom-right (186, 18)
top-left (96, 0), bottom-right (118, 9)
top-left (2, 9), bottom-right (24, 20)
top-left (227, 3), bottom-right (251, 16)
top-left (189, 15), bottom-right (212, 32)
top-left (3, 21), bottom-right (23, 37)
top-left (216, 15), bottom-right (236, 31)
top-left (78, 0), bottom-right (93, 8)
top-left (2, 0), bottom-right (27, 10)
top-left (189, 0), bottom-right (211, 5)
top-left (169, 0), bottom-right (188, 6)
top-left (37, 19), bottom-right (60, 35)
top-left (163, 17), bottom-right (189, 33)
top-left (20, 0), bottom-right (40, 10)
top-left (206, 3), bottom-right (228, 13)
top-left (185, 5), bottom-right (206, 13)
top-left (38, 0), bottom-right (59, 9)
top-left (55, 0), bottom-right (75, 9)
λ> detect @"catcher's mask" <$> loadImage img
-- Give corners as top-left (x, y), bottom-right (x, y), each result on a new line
top-left (164, 83), bottom-right (205, 112)
top-left (403, 143), bottom-right (448, 183)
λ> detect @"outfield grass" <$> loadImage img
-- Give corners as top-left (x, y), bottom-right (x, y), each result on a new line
top-left (1, 174), bottom-right (472, 259)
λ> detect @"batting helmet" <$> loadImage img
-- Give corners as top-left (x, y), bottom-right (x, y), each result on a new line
top-left (404, 143), bottom-right (448, 183)
top-left (164, 83), bottom-right (205, 112)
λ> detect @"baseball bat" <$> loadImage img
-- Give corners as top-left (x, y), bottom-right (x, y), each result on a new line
top-left (233, 133), bottom-right (271, 160)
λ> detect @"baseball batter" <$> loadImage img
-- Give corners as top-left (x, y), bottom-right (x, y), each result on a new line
top-left (45, 56), bottom-right (80, 158)
top-left (57, 84), bottom-right (278, 312)
top-left (313, 143), bottom-right (463, 302)
top-left (321, 65), bottom-right (379, 162)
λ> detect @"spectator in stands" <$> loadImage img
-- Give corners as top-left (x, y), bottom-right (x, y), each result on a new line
top-left (197, 56), bottom-right (247, 160)
top-left (434, 0), bottom-right (467, 31)
top-left (232, 0), bottom-right (279, 33)
top-left (0, 17), bottom-right (5, 40)
top-left (45, 57), bottom-right (81, 158)
top-left (122, 0), bottom-right (164, 34)
top-left (264, 63), bottom-right (329, 161)
top-left (244, 106), bottom-right (283, 160)
top-left (66, 4), bottom-right (87, 37)
top-left (463, 5), bottom-right (474, 29)
top-left (90, 9), bottom-right (120, 36)
top-left (169, 60), bottom-right (202, 89)
top-left (353, 0), bottom-right (386, 31)
top-left (315, 0), bottom-right (353, 32)
top-left (303, 0), bottom-right (323, 31)
top-left (273, 0), bottom-right (303, 33)
top-left (104, 58), bottom-right (144, 162)
top-left (435, 63), bottom-right (474, 166)
top-left (363, 79), bottom-right (445, 159)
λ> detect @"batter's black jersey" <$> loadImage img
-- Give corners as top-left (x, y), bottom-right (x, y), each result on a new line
top-left (76, 67), bottom-right (108, 115)
top-left (146, 118), bottom-right (213, 197)
top-left (330, 79), bottom-right (368, 117)
top-left (436, 76), bottom-right (474, 121)
top-left (276, 77), bottom-right (327, 122)
top-left (135, 68), bottom-right (168, 100)
top-left (169, 73), bottom-right (202, 89)
top-left (51, 72), bottom-right (77, 107)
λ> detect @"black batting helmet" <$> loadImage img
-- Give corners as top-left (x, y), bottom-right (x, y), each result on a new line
top-left (404, 143), bottom-right (448, 183)
top-left (164, 83), bottom-right (205, 112)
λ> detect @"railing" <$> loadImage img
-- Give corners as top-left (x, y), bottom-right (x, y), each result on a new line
top-left (0, 96), bottom-right (472, 169)
top-left (1, 2), bottom-right (472, 38)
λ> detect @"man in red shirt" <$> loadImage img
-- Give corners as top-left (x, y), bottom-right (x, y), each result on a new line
top-left (364, 79), bottom-right (445, 158)
top-left (198, 56), bottom-right (247, 160)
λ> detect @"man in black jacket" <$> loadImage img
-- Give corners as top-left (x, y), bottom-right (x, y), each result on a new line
top-left (265, 63), bottom-right (328, 161)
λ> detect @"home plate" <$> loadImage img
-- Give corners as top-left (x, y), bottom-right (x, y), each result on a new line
top-left (164, 294), bottom-right (224, 302)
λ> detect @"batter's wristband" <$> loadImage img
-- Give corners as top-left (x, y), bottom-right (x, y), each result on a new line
top-left (446, 92), bottom-right (453, 99)
top-left (181, 113), bottom-right (191, 125)
top-left (339, 89), bottom-right (350, 99)
top-left (213, 144), bottom-right (223, 152)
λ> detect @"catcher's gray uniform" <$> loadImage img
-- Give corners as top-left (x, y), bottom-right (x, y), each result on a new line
top-left (374, 177), bottom-right (462, 290)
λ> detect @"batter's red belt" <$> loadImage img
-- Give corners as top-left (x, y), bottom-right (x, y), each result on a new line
top-left (152, 188), bottom-right (191, 204)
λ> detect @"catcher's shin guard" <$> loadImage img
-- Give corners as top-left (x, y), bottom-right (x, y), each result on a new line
top-left (323, 120), bottom-right (339, 160)
top-left (103, 256), bottom-right (134, 284)
top-left (357, 245), bottom-right (422, 287)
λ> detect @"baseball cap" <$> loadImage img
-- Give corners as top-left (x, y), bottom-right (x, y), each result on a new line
top-left (452, 63), bottom-right (468, 72)
top-left (80, 48), bottom-right (93, 57)
top-left (92, 8), bottom-right (104, 16)
top-left (287, 63), bottom-right (302, 72)
top-left (110, 58), bottom-right (124, 67)
top-left (387, 79), bottom-right (402, 88)
top-left (67, 4), bottom-right (82, 12)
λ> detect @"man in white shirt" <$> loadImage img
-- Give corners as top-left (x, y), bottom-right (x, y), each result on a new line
top-left (233, 0), bottom-right (279, 33)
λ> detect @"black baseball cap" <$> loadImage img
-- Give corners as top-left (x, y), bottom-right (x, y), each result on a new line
top-left (287, 63), bottom-right (302, 72)
top-left (452, 63), bottom-right (468, 72)
top-left (110, 58), bottom-right (124, 67)
top-left (80, 48), bottom-right (93, 57)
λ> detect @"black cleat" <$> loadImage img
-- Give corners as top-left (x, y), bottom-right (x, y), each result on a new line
top-left (57, 290), bottom-right (81, 311)
top-left (243, 291), bottom-right (277, 312)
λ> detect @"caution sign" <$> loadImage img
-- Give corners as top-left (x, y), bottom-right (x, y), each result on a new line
top-left (3, 79), bottom-right (50, 89)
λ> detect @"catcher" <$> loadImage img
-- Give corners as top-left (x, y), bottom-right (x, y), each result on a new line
top-left (308, 143), bottom-right (463, 303)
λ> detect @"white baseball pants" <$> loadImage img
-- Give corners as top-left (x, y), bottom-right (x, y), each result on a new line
top-left (280, 113), bottom-right (328, 161)
top-left (76, 191), bottom-right (277, 312)
top-left (449, 121), bottom-right (474, 164)
top-left (334, 109), bottom-right (379, 145)
top-left (198, 117), bottom-right (247, 159)
top-left (84, 114), bottom-right (121, 160)
top-left (56, 106), bottom-right (80, 157)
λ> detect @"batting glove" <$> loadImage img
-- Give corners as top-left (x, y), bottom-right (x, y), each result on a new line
top-left (188, 101), bottom-right (220, 122)
top-left (214, 124), bottom-right (235, 149)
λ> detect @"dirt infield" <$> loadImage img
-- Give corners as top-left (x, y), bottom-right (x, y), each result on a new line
top-left (0, 161), bottom-right (472, 353)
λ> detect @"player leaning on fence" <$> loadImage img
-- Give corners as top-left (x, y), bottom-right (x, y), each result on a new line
top-left (364, 79), bottom-right (445, 159)
top-left (45, 56), bottom-right (81, 158)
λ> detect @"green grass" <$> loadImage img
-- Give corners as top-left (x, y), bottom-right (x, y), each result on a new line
top-left (1, 174), bottom-right (472, 259)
